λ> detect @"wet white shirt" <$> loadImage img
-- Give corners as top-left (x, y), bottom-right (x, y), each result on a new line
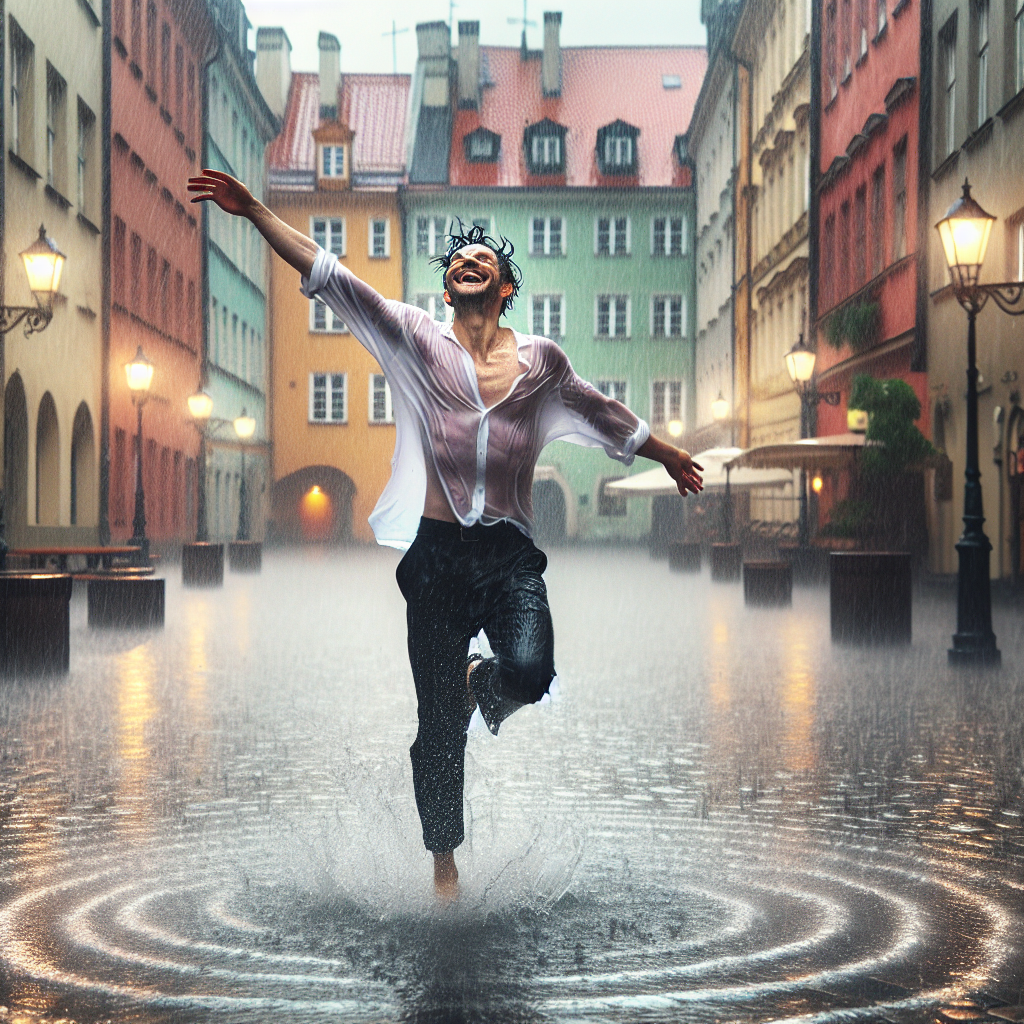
top-left (301, 247), bottom-right (650, 549)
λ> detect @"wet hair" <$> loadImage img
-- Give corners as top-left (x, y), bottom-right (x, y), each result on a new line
top-left (430, 220), bottom-right (522, 316)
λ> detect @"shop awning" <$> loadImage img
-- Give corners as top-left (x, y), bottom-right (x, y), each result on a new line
top-left (726, 433), bottom-right (871, 472)
top-left (605, 447), bottom-right (796, 496)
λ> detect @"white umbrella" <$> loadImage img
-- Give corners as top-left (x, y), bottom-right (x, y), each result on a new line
top-left (605, 447), bottom-right (795, 496)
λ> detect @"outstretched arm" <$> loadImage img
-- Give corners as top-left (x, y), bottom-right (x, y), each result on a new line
top-left (188, 169), bottom-right (318, 279)
top-left (637, 435), bottom-right (704, 496)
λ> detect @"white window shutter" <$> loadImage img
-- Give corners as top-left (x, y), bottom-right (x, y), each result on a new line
top-left (626, 296), bottom-right (632, 338)
top-left (681, 295), bottom-right (688, 337)
top-left (384, 218), bottom-right (391, 257)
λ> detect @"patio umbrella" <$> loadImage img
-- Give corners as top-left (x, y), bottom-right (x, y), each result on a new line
top-left (725, 433), bottom-right (870, 472)
top-left (605, 447), bottom-right (795, 495)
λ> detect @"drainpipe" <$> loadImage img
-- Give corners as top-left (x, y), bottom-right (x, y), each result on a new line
top-left (99, 0), bottom-right (112, 544)
top-left (0, 0), bottom-right (7, 558)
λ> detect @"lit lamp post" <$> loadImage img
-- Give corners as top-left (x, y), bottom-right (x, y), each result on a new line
top-left (233, 409), bottom-right (256, 541)
top-left (125, 347), bottom-right (154, 565)
top-left (785, 332), bottom-right (840, 546)
top-left (187, 389), bottom-right (213, 542)
top-left (935, 179), bottom-right (1024, 666)
top-left (0, 226), bottom-right (66, 568)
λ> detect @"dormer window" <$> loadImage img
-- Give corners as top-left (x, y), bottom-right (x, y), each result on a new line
top-left (463, 127), bottom-right (501, 163)
top-left (524, 118), bottom-right (567, 175)
top-left (313, 121), bottom-right (354, 189)
top-left (596, 120), bottom-right (639, 176)
top-left (321, 145), bottom-right (345, 178)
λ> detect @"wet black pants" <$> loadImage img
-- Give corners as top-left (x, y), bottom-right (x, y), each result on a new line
top-left (396, 518), bottom-right (556, 853)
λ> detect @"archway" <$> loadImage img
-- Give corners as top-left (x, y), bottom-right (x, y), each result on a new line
top-left (4, 374), bottom-right (29, 544)
top-left (36, 392), bottom-right (59, 526)
top-left (271, 466), bottom-right (355, 544)
top-left (70, 403), bottom-right (97, 526)
top-left (532, 478), bottom-right (567, 545)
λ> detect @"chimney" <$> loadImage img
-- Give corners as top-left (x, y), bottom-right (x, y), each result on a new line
top-left (255, 27), bottom-right (292, 119)
top-left (416, 21), bottom-right (451, 108)
top-left (542, 12), bottom-right (562, 97)
top-left (318, 32), bottom-right (341, 120)
top-left (457, 22), bottom-right (480, 110)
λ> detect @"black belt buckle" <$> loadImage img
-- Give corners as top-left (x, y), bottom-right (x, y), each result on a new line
top-left (460, 526), bottom-right (480, 542)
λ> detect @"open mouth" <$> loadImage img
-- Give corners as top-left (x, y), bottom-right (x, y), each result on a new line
top-left (455, 269), bottom-right (485, 284)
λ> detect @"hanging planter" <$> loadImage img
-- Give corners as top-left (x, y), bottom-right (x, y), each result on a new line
top-left (823, 300), bottom-right (881, 353)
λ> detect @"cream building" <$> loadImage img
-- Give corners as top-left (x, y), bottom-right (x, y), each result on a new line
top-left (3, 0), bottom-right (104, 547)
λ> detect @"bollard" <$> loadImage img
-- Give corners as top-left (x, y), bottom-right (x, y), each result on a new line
top-left (830, 552), bottom-right (911, 644)
top-left (743, 560), bottom-right (792, 606)
top-left (0, 573), bottom-right (72, 675)
top-left (182, 542), bottom-right (224, 587)
top-left (710, 543), bottom-right (742, 581)
top-left (668, 542), bottom-right (701, 572)
top-left (87, 576), bottom-right (165, 629)
top-left (228, 540), bottom-right (262, 573)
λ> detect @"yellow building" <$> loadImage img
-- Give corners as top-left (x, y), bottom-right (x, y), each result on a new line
top-left (260, 30), bottom-right (409, 543)
top-left (3, 0), bottom-right (103, 547)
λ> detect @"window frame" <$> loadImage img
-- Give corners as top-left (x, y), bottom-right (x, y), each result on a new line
top-left (651, 294), bottom-right (686, 338)
top-left (975, 0), bottom-right (989, 127)
top-left (650, 379), bottom-right (685, 431)
top-left (414, 292), bottom-right (451, 323)
top-left (596, 380), bottom-right (629, 405)
top-left (309, 372), bottom-right (348, 424)
top-left (528, 215), bottom-right (566, 256)
top-left (941, 16), bottom-right (958, 159)
top-left (529, 293), bottom-right (565, 339)
top-left (595, 215), bottom-right (631, 256)
top-left (369, 217), bottom-right (391, 259)
top-left (595, 294), bottom-right (631, 339)
top-left (309, 297), bottom-right (348, 334)
top-left (320, 144), bottom-right (346, 179)
top-left (651, 215), bottom-right (687, 256)
top-left (415, 216), bottom-right (448, 257)
top-left (311, 215), bottom-right (346, 258)
top-left (369, 373), bottom-right (395, 425)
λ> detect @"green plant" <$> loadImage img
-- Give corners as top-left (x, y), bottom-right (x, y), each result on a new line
top-left (823, 301), bottom-right (881, 353)
top-left (848, 374), bottom-right (935, 477)
top-left (819, 497), bottom-right (872, 537)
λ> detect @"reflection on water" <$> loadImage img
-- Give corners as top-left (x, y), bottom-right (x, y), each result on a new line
top-left (0, 548), bottom-right (1021, 1023)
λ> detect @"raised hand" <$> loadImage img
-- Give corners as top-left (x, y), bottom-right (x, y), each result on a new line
top-left (665, 448), bottom-right (704, 497)
top-left (187, 168), bottom-right (254, 218)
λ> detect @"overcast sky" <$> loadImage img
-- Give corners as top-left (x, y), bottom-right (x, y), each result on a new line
top-left (244, 1), bottom-right (706, 76)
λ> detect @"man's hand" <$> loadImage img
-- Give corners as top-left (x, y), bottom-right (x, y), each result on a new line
top-left (636, 435), bottom-right (704, 496)
top-left (187, 168), bottom-right (256, 217)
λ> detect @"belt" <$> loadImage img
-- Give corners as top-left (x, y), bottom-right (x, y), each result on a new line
top-left (417, 517), bottom-right (521, 544)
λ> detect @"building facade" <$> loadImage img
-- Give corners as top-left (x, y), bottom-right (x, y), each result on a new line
top-left (403, 18), bottom-right (705, 544)
top-left (203, 0), bottom-right (277, 542)
top-left (927, 0), bottom-right (1024, 579)
top-left (107, 0), bottom-right (213, 549)
top-left (3, 0), bottom-right (104, 548)
top-left (261, 30), bottom-right (408, 544)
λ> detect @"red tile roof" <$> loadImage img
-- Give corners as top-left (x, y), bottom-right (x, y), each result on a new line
top-left (268, 71), bottom-right (410, 178)
top-left (450, 46), bottom-right (706, 188)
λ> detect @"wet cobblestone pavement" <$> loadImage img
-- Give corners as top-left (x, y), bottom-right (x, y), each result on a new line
top-left (0, 547), bottom-right (1023, 1023)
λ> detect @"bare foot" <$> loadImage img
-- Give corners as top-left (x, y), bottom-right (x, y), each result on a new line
top-left (433, 851), bottom-right (459, 903)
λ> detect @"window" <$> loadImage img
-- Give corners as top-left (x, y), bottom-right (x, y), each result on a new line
top-left (523, 119), bottom-right (567, 174)
top-left (942, 18), bottom-right (957, 158)
top-left (130, 0), bottom-right (142, 63)
top-left (855, 186), bottom-right (867, 286)
top-left (113, 218), bottom-right (126, 304)
top-left (530, 294), bottom-right (564, 338)
top-left (471, 216), bottom-right (491, 234)
top-left (369, 374), bottom-right (394, 424)
top-left (826, 3), bottom-right (838, 99)
top-left (652, 216), bottom-right (686, 256)
top-left (46, 63), bottom-right (67, 191)
top-left (605, 136), bottom-right (632, 167)
top-left (311, 217), bottom-right (345, 257)
top-left (871, 165), bottom-right (886, 277)
top-left (10, 20), bottom-right (33, 161)
top-left (892, 138), bottom-right (907, 261)
top-left (160, 21), bottom-right (170, 101)
top-left (416, 216), bottom-right (447, 256)
top-left (596, 216), bottom-right (630, 255)
top-left (596, 380), bottom-right (628, 404)
top-left (975, 0), bottom-right (989, 127)
top-left (415, 293), bottom-right (449, 322)
top-left (662, 74), bottom-right (682, 88)
top-left (529, 216), bottom-right (564, 256)
top-left (321, 145), bottom-right (345, 178)
top-left (876, 0), bottom-right (886, 35)
top-left (1017, 0), bottom-right (1024, 94)
top-left (652, 295), bottom-right (684, 337)
top-left (77, 100), bottom-right (95, 213)
top-left (842, 0), bottom-right (851, 78)
top-left (823, 213), bottom-right (836, 308)
top-left (146, 1), bottom-right (157, 87)
top-left (310, 373), bottom-right (347, 423)
top-left (840, 200), bottom-right (851, 297)
top-left (859, 0), bottom-right (869, 55)
top-left (175, 43), bottom-right (183, 122)
top-left (651, 380), bottom-right (684, 430)
top-left (596, 295), bottom-right (630, 338)
top-left (532, 134), bottom-right (560, 167)
top-left (596, 121), bottom-right (640, 175)
top-left (464, 127), bottom-right (500, 162)
top-left (160, 259), bottom-right (170, 320)
top-left (130, 233), bottom-right (143, 311)
top-left (174, 270), bottom-right (183, 339)
top-left (598, 478), bottom-right (628, 517)
top-left (147, 246), bottom-right (159, 321)
top-left (310, 298), bottom-right (347, 333)
top-left (369, 218), bottom-right (390, 258)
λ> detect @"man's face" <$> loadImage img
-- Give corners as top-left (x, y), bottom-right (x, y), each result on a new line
top-left (444, 244), bottom-right (513, 309)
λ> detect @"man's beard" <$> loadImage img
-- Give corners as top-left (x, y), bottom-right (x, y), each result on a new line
top-left (447, 275), bottom-right (503, 315)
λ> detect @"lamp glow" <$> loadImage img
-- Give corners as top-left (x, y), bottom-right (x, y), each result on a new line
top-left (667, 419), bottom-right (684, 438)
top-left (19, 225), bottom-right (66, 308)
top-left (188, 389), bottom-right (213, 425)
top-left (125, 346), bottom-right (154, 393)
top-left (936, 179), bottom-right (996, 291)
top-left (785, 333), bottom-right (816, 385)
top-left (233, 409), bottom-right (257, 440)
top-left (811, 474), bottom-right (824, 494)
top-left (711, 391), bottom-right (730, 422)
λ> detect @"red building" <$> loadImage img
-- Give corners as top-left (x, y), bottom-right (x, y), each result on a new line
top-left (814, 0), bottom-right (928, 436)
top-left (107, 0), bottom-right (214, 547)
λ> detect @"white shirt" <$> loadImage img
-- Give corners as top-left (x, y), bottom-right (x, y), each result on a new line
top-left (301, 247), bottom-right (650, 549)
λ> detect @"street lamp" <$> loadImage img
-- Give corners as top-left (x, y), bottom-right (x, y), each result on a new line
top-left (233, 409), bottom-right (256, 542)
top-left (785, 331), bottom-right (840, 546)
top-left (711, 391), bottom-right (730, 423)
top-left (0, 226), bottom-right (66, 568)
top-left (125, 347), bottom-right (154, 564)
top-left (188, 389), bottom-right (213, 542)
top-left (935, 179), bottom-right (1024, 666)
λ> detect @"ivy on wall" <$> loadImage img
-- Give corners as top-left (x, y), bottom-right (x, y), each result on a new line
top-left (823, 301), bottom-right (881, 352)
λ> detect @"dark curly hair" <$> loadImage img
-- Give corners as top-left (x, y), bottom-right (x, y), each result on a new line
top-left (430, 220), bottom-right (523, 316)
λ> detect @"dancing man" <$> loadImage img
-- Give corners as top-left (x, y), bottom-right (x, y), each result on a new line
top-left (188, 169), bottom-right (703, 900)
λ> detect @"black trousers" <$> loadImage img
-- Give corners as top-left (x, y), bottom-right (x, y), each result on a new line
top-left (396, 517), bottom-right (556, 852)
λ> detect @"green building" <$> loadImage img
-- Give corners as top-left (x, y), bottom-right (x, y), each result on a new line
top-left (401, 19), bottom-right (706, 542)
top-left (202, 0), bottom-right (277, 540)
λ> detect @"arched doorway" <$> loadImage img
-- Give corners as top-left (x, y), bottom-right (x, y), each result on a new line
top-left (36, 392), bottom-right (59, 526)
top-left (70, 403), bottom-right (97, 527)
top-left (271, 466), bottom-right (355, 544)
top-left (532, 478), bottom-right (567, 545)
top-left (4, 374), bottom-right (29, 545)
